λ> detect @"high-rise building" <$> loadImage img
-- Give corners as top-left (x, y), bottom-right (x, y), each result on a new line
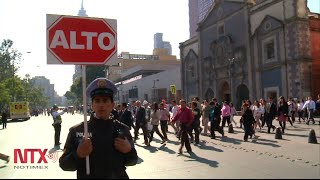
top-left (74, 0), bottom-right (88, 82)
top-left (154, 33), bottom-right (164, 48)
top-left (153, 33), bottom-right (172, 55)
top-left (31, 76), bottom-right (55, 105)
top-left (189, 0), bottom-right (214, 38)
top-left (78, 0), bottom-right (88, 17)
top-left (163, 41), bottom-right (172, 55)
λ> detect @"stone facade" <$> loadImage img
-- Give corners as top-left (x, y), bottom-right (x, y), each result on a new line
top-left (180, 0), bottom-right (318, 109)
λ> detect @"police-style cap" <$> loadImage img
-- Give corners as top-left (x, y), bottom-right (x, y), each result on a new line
top-left (86, 78), bottom-right (117, 99)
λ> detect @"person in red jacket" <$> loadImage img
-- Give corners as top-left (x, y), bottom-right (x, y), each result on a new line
top-left (170, 100), bottom-right (194, 154)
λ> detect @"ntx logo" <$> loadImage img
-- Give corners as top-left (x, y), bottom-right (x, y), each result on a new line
top-left (13, 149), bottom-right (59, 170)
top-left (13, 149), bottom-right (60, 164)
top-left (14, 149), bottom-right (48, 163)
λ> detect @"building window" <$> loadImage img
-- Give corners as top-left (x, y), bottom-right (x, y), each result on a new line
top-left (218, 24), bottom-right (225, 36)
top-left (262, 37), bottom-right (277, 63)
top-left (265, 40), bottom-right (275, 60)
top-left (190, 66), bottom-right (195, 77)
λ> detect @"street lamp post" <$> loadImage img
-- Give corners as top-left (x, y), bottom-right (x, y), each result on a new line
top-left (228, 58), bottom-right (235, 103)
top-left (152, 79), bottom-right (159, 103)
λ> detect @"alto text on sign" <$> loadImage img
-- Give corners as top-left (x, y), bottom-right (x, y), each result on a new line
top-left (46, 14), bottom-right (117, 65)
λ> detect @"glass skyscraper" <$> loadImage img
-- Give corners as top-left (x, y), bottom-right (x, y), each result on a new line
top-left (189, 0), bottom-right (214, 38)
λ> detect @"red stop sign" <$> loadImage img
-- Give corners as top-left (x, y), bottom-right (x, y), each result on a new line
top-left (47, 15), bottom-right (117, 65)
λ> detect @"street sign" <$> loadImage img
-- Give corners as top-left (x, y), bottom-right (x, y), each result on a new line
top-left (46, 14), bottom-right (117, 65)
top-left (170, 85), bottom-right (176, 95)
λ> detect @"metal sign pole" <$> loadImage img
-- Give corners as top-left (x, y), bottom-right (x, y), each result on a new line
top-left (81, 65), bottom-right (90, 175)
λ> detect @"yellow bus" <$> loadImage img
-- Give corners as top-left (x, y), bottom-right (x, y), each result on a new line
top-left (9, 101), bottom-right (31, 120)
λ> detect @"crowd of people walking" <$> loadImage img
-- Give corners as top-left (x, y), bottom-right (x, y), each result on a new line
top-left (115, 94), bottom-right (320, 154)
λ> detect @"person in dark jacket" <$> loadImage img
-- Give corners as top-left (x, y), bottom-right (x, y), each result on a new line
top-left (119, 103), bottom-right (134, 130)
top-left (209, 98), bottom-right (224, 139)
top-left (188, 101), bottom-right (201, 145)
top-left (59, 78), bottom-right (138, 179)
top-left (133, 100), bottom-right (149, 145)
top-left (265, 97), bottom-right (277, 133)
top-left (242, 103), bottom-right (255, 141)
top-left (277, 96), bottom-right (289, 134)
top-left (1, 110), bottom-right (8, 129)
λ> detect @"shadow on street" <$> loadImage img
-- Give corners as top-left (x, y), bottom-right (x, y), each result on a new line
top-left (198, 140), bottom-right (224, 152)
top-left (157, 144), bottom-right (177, 154)
top-left (136, 156), bottom-right (144, 164)
top-left (135, 143), bottom-right (158, 153)
top-left (179, 152), bottom-right (219, 168)
top-left (7, 119), bottom-right (29, 123)
top-left (219, 136), bottom-right (242, 145)
top-left (251, 137), bottom-right (281, 147)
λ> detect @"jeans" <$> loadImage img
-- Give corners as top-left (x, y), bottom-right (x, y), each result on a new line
top-left (180, 125), bottom-right (192, 152)
top-left (149, 125), bottom-right (164, 142)
top-left (188, 121), bottom-right (200, 144)
top-left (160, 120), bottom-right (168, 140)
top-left (307, 109), bottom-right (315, 124)
top-left (134, 122), bottom-right (150, 143)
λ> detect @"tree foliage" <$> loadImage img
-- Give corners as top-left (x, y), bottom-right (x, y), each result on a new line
top-left (0, 39), bottom-right (48, 110)
top-left (66, 65), bottom-right (106, 104)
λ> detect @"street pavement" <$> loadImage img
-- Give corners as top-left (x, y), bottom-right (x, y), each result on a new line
top-left (0, 113), bottom-right (319, 179)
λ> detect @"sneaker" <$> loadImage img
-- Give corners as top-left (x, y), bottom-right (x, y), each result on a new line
top-left (187, 150), bottom-right (193, 153)
top-left (178, 147), bottom-right (183, 154)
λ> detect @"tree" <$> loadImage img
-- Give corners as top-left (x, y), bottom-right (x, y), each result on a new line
top-left (0, 82), bottom-right (11, 110)
top-left (86, 65), bottom-right (106, 83)
top-left (66, 65), bottom-right (106, 104)
top-left (0, 39), bottom-right (21, 83)
top-left (64, 91), bottom-right (77, 106)
top-left (0, 39), bottom-right (48, 109)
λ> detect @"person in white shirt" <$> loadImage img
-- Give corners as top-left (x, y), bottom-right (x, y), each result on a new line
top-left (149, 102), bottom-right (166, 144)
top-left (51, 104), bottom-right (65, 146)
top-left (201, 100), bottom-right (211, 135)
top-left (230, 102), bottom-right (237, 127)
top-left (259, 99), bottom-right (266, 128)
top-left (159, 103), bottom-right (170, 141)
top-left (303, 96), bottom-right (316, 125)
top-left (297, 100), bottom-right (305, 123)
top-left (252, 100), bottom-right (263, 131)
top-left (170, 100), bottom-right (180, 136)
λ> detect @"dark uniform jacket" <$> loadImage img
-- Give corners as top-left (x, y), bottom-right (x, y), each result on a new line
top-left (191, 108), bottom-right (201, 127)
top-left (120, 109), bottom-right (134, 130)
top-left (1, 111), bottom-right (8, 122)
top-left (242, 109), bottom-right (255, 127)
top-left (277, 103), bottom-right (289, 117)
top-left (59, 114), bottom-right (138, 179)
top-left (135, 106), bottom-right (146, 125)
top-left (268, 102), bottom-right (277, 119)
